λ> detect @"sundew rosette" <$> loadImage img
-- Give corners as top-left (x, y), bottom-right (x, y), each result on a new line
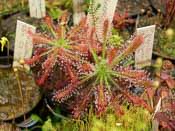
top-left (25, 13), bottom-right (153, 118)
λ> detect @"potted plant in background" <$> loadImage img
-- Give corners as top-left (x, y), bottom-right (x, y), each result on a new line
top-left (136, 0), bottom-right (175, 59)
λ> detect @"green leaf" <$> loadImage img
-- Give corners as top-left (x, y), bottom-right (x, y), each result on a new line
top-left (50, 38), bottom-right (70, 49)
top-left (84, 0), bottom-right (91, 4)
top-left (31, 114), bottom-right (43, 123)
top-left (109, 34), bottom-right (123, 47)
top-left (48, 8), bottom-right (63, 20)
top-left (42, 118), bottom-right (56, 131)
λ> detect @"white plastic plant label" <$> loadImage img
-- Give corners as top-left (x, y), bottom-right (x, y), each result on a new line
top-left (73, 0), bottom-right (85, 25)
top-left (135, 25), bottom-right (156, 68)
top-left (88, 0), bottom-right (118, 41)
top-left (28, 0), bottom-right (46, 18)
top-left (13, 20), bottom-right (36, 69)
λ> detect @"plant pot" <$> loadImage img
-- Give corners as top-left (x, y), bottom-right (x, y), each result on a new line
top-left (0, 56), bottom-right (13, 68)
top-left (0, 44), bottom-right (13, 69)
top-left (0, 122), bottom-right (21, 131)
top-left (0, 68), bottom-right (42, 121)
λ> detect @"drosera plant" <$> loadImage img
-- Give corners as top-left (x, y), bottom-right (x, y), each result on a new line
top-left (58, 22), bottom-right (153, 118)
top-left (25, 12), bottom-right (154, 119)
top-left (112, 11), bottom-right (135, 41)
top-left (113, 11), bottom-right (135, 30)
top-left (25, 12), bottom-right (101, 88)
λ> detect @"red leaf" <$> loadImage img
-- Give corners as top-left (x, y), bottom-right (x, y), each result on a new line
top-left (166, 78), bottom-right (175, 89)
top-left (146, 87), bottom-right (155, 99)
top-left (44, 15), bottom-right (55, 30)
top-left (113, 11), bottom-right (135, 29)
top-left (160, 72), bottom-right (170, 80)
top-left (96, 85), bottom-right (108, 116)
top-left (155, 112), bottom-right (175, 130)
top-left (72, 88), bottom-right (92, 119)
top-left (160, 72), bottom-right (175, 89)
top-left (122, 35), bottom-right (144, 57)
top-left (28, 31), bottom-right (52, 44)
top-left (103, 19), bottom-right (109, 39)
top-left (107, 48), bottom-right (118, 64)
top-left (125, 93), bottom-right (152, 112)
top-left (54, 82), bottom-right (78, 102)
top-left (71, 44), bottom-right (89, 53)
top-left (25, 55), bottom-right (41, 65)
top-left (36, 53), bottom-right (56, 85)
top-left (111, 100), bottom-right (124, 116)
top-left (66, 64), bottom-right (78, 82)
